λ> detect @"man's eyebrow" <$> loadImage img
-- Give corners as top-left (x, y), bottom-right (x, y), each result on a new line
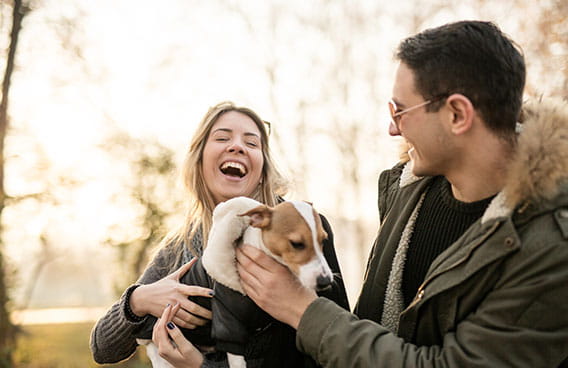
top-left (391, 98), bottom-right (406, 109)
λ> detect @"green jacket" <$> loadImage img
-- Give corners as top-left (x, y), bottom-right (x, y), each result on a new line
top-left (296, 97), bottom-right (568, 367)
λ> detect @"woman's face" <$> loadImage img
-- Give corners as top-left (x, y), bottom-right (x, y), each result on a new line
top-left (202, 111), bottom-right (264, 205)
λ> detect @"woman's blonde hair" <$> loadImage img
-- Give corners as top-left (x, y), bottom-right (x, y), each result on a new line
top-left (168, 101), bottom-right (288, 257)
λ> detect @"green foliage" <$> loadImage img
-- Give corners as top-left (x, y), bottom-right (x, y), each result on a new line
top-left (0, 347), bottom-right (14, 368)
top-left (102, 133), bottom-right (184, 297)
top-left (13, 323), bottom-right (150, 368)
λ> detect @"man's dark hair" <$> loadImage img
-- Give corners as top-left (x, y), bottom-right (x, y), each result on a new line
top-left (396, 20), bottom-right (525, 140)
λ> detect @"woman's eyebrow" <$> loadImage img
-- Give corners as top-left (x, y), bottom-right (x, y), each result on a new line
top-left (244, 132), bottom-right (260, 138)
top-left (211, 128), bottom-right (232, 134)
top-left (211, 128), bottom-right (260, 139)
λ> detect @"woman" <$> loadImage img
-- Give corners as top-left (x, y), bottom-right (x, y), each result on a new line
top-left (90, 101), bottom-right (349, 367)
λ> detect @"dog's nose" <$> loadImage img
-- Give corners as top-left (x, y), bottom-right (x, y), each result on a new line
top-left (316, 274), bottom-right (332, 291)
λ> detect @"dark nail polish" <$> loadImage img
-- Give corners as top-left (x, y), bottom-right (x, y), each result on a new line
top-left (208, 290), bottom-right (215, 297)
top-left (167, 322), bottom-right (175, 330)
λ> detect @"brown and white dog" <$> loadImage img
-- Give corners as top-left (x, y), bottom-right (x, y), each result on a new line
top-left (203, 196), bottom-right (334, 295)
top-left (141, 196), bottom-right (334, 368)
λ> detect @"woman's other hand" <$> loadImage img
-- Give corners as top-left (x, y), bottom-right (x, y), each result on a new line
top-left (130, 258), bottom-right (214, 328)
top-left (152, 303), bottom-right (204, 368)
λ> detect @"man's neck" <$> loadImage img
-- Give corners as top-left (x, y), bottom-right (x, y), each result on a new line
top-left (447, 137), bottom-right (512, 203)
top-left (449, 179), bottom-right (502, 203)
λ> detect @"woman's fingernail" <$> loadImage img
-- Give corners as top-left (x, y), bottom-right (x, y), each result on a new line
top-left (167, 322), bottom-right (175, 330)
top-left (208, 290), bottom-right (215, 297)
top-left (166, 303), bottom-right (171, 308)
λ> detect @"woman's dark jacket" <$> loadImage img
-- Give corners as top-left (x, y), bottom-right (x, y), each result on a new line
top-left (90, 214), bottom-right (349, 368)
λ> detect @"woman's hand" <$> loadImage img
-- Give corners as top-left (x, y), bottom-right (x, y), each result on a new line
top-left (152, 303), bottom-right (204, 368)
top-left (130, 259), bottom-right (213, 329)
top-left (236, 244), bottom-right (317, 329)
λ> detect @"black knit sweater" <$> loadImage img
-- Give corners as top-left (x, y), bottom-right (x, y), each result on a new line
top-left (402, 176), bottom-right (495, 307)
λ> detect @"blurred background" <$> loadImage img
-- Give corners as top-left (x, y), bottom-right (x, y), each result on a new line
top-left (0, 0), bottom-right (565, 366)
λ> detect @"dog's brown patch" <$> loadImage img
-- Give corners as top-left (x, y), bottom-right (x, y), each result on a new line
top-left (241, 202), bottom-right (327, 277)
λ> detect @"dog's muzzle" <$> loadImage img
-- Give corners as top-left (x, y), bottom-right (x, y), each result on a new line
top-left (316, 274), bottom-right (333, 291)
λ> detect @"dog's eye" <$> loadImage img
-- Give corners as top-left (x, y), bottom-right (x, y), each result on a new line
top-left (290, 241), bottom-right (305, 250)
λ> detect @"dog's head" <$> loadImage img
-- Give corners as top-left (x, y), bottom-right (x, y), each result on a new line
top-left (240, 201), bottom-right (334, 291)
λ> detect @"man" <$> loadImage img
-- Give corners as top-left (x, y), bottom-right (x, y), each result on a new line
top-left (236, 21), bottom-right (568, 367)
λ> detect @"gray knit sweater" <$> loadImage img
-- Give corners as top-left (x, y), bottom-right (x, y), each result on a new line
top-left (89, 235), bottom-right (207, 365)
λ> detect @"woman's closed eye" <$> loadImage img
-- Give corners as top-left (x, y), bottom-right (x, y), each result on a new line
top-left (211, 131), bottom-right (230, 142)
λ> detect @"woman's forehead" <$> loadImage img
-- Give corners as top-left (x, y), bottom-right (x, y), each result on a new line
top-left (212, 111), bottom-right (261, 135)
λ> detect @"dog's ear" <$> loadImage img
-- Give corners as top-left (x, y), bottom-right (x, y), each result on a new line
top-left (239, 205), bottom-right (273, 228)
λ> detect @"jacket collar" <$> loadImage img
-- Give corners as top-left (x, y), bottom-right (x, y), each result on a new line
top-left (399, 159), bottom-right (422, 187)
top-left (397, 97), bottom-right (568, 224)
top-left (483, 97), bottom-right (568, 223)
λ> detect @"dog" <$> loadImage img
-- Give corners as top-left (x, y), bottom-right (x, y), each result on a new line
top-left (137, 196), bottom-right (334, 368)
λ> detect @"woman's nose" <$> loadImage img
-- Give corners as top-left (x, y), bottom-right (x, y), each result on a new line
top-left (227, 140), bottom-right (245, 153)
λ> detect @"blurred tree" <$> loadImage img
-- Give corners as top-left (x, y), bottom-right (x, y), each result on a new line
top-left (0, 0), bottom-right (31, 365)
top-left (217, 0), bottom-right (566, 304)
top-left (101, 131), bottom-right (184, 297)
top-left (221, 1), bottom-right (398, 302)
top-left (290, 1), bottom-right (389, 277)
top-left (525, 0), bottom-right (567, 97)
top-left (0, 0), bottom-right (88, 314)
top-left (18, 234), bottom-right (57, 310)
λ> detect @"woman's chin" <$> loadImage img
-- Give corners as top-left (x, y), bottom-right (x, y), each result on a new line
top-left (215, 188), bottom-right (255, 203)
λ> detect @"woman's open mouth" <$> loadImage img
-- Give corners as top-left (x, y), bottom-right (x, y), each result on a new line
top-left (220, 161), bottom-right (247, 178)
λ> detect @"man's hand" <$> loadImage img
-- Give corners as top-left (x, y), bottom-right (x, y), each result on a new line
top-left (236, 244), bottom-right (317, 329)
top-left (130, 258), bottom-right (213, 329)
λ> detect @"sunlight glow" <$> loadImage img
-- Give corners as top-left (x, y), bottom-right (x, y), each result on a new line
top-left (12, 307), bottom-right (109, 325)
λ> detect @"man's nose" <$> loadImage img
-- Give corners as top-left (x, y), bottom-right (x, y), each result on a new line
top-left (389, 121), bottom-right (401, 136)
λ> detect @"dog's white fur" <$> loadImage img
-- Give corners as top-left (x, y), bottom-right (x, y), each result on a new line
top-left (142, 196), bottom-right (333, 368)
top-left (201, 196), bottom-right (260, 294)
top-left (137, 339), bottom-right (174, 368)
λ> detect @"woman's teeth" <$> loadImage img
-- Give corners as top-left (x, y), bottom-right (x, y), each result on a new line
top-left (220, 162), bottom-right (247, 177)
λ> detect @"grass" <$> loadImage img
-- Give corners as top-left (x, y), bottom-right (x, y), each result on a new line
top-left (13, 322), bottom-right (150, 368)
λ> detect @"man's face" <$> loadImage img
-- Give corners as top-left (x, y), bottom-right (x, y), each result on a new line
top-left (390, 62), bottom-right (454, 177)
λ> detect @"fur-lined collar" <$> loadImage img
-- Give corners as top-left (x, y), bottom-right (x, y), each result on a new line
top-left (397, 97), bottom-right (568, 223)
top-left (484, 97), bottom-right (568, 222)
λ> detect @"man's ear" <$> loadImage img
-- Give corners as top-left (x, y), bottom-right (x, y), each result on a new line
top-left (446, 93), bottom-right (474, 135)
top-left (239, 205), bottom-right (273, 228)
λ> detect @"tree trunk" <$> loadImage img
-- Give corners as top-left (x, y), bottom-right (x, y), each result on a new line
top-left (0, 0), bottom-right (28, 365)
